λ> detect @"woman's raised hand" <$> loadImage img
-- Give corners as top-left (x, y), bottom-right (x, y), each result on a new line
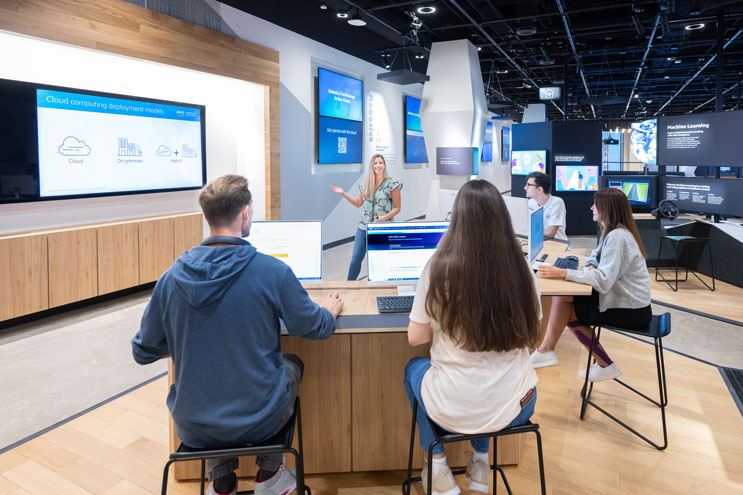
top-left (329, 185), bottom-right (344, 195)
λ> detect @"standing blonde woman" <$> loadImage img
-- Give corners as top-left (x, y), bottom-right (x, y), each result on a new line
top-left (330, 154), bottom-right (402, 280)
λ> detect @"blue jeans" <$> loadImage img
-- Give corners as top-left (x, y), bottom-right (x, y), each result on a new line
top-left (347, 227), bottom-right (366, 281)
top-left (404, 357), bottom-right (537, 455)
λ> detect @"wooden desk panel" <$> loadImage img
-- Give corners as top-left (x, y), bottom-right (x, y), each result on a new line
top-left (48, 229), bottom-right (98, 308)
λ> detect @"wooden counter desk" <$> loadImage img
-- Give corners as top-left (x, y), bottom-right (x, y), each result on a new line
top-left (169, 240), bottom-right (592, 481)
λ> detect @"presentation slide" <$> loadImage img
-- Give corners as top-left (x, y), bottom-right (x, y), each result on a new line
top-left (555, 165), bottom-right (599, 191)
top-left (247, 222), bottom-right (322, 281)
top-left (658, 110), bottom-right (743, 167)
top-left (482, 121), bottom-right (493, 162)
top-left (367, 223), bottom-right (448, 282)
top-left (36, 89), bottom-right (203, 197)
top-left (318, 116), bottom-right (362, 164)
top-left (659, 177), bottom-right (742, 216)
top-left (605, 177), bottom-right (654, 207)
top-left (318, 68), bottom-right (362, 122)
top-left (511, 150), bottom-right (546, 175)
top-left (436, 147), bottom-right (478, 176)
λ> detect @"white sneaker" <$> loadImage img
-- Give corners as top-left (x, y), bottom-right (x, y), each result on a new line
top-left (206, 480), bottom-right (237, 495)
top-left (421, 463), bottom-right (461, 495)
top-left (254, 460), bottom-right (297, 495)
top-left (530, 350), bottom-right (559, 369)
top-left (579, 362), bottom-right (622, 382)
top-left (465, 455), bottom-right (490, 493)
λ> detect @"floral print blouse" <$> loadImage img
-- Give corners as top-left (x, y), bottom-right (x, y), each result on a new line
top-left (358, 178), bottom-right (402, 230)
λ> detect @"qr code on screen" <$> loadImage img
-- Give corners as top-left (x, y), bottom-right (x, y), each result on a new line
top-left (338, 137), bottom-right (347, 154)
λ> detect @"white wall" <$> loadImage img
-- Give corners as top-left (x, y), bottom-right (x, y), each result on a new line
top-left (215, 3), bottom-right (434, 244)
top-left (0, 30), bottom-right (265, 235)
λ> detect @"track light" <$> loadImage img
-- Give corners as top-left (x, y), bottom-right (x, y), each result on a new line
top-left (348, 13), bottom-right (366, 26)
top-left (336, 12), bottom-right (349, 19)
top-left (417, 6), bottom-right (436, 14)
top-left (685, 23), bottom-right (705, 31)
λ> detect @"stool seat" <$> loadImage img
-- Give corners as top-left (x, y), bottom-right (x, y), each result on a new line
top-left (161, 397), bottom-right (308, 495)
top-left (602, 313), bottom-right (671, 339)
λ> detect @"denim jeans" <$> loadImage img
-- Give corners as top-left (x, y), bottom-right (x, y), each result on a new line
top-left (207, 354), bottom-right (304, 480)
top-left (403, 357), bottom-right (536, 455)
top-left (347, 227), bottom-right (367, 281)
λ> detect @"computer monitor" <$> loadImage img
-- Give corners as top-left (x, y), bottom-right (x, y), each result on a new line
top-left (502, 195), bottom-right (529, 237)
top-left (528, 207), bottom-right (544, 263)
top-left (366, 221), bottom-right (449, 284)
top-left (246, 221), bottom-right (323, 281)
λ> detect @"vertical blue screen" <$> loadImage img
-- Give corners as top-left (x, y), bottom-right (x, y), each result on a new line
top-left (482, 121), bottom-right (493, 162)
top-left (405, 96), bottom-right (422, 131)
top-left (318, 68), bottom-right (363, 122)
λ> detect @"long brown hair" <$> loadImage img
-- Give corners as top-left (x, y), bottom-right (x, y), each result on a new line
top-left (594, 188), bottom-right (648, 258)
top-left (361, 154), bottom-right (390, 200)
top-left (425, 180), bottom-right (541, 352)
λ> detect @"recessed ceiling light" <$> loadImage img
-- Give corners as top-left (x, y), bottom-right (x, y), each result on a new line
top-left (417, 6), bottom-right (436, 15)
top-left (477, 46), bottom-right (482, 51)
top-left (496, 69), bottom-right (508, 74)
top-left (685, 23), bottom-right (705, 31)
top-left (664, 75), bottom-right (670, 79)
top-left (415, 53), bottom-right (424, 59)
top-left (319, 3), bottom-right (327, 9)
top-left (348, 14), bottom-right (366, 26)
top-left (336, 12), bottom-right (349, 18)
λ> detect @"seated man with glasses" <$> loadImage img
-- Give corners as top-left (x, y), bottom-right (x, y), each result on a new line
top-left (524, 172), bottom-right (567, 241)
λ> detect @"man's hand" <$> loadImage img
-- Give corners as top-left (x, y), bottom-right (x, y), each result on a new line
top-left (321, 291), bottom-right (344, 317)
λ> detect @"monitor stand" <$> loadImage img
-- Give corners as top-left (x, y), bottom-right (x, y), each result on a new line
top-left (397, 284), bottom-right (416, 297)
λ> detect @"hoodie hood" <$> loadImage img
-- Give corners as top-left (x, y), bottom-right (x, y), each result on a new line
top-left (170, 244), bottom-right (257, 308)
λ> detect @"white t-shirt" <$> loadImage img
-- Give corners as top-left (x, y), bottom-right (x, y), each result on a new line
top-left (528, 195), bottom-right (567, 241)
top-left (409, 263), bottom-right (540, 434)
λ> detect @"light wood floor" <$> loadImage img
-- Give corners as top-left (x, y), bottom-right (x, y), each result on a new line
top-left (649, 268), bottom-right (743, 323)
top-left (1, 330), bottom-right (741, 495)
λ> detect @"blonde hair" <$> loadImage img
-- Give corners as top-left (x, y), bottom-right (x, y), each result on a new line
top-left (361, 154), bottom-right (389, 199)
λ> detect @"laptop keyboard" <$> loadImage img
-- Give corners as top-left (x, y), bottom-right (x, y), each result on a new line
top-left (376, 295), bottom-right (414, 313)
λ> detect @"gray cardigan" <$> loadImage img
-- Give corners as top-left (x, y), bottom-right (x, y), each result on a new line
top-left (565, 226), bottom-right (651, 312)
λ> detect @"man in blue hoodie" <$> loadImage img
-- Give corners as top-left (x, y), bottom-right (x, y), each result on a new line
top-left (132, 174), bottom-right (343, 495)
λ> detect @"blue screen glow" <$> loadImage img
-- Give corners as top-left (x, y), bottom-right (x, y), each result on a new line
top-left (318, 116), bottom-right (362, 164)
top-left (405, 96), bottom-right (422, 131)
top-left (318, 68), bottom-right (362, 122)
top-left (482, 121), bottom-right (493, 162)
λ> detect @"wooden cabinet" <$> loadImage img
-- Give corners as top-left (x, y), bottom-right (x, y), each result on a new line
top-left (139, 218), bottom-right (175, 284)
top-left (48, 229), bottom-right (98, 308)
top-left (173, 213), bottom-right (204, 257)
top-left (97, 223), bottom-right (140, 295)
top-left (0, 234), bottom-right (48, 320)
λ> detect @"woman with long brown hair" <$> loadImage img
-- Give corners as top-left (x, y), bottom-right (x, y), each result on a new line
top-left (534, 187), bottom-right (651, 382)
top-left (403, 180), bottom-right (541, 495)
top-left (330, 154), bottom-right (402, 280)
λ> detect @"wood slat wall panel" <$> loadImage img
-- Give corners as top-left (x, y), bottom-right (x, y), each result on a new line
top-left (0, 234), bottom-right (48, 320)
top-left (0, 0), bottom-right (281, 218)
top-left (47, 229), bottom-right (98, 308)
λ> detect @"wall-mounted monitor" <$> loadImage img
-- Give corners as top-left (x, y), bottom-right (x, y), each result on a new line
top-left (501, 126), bottom-right (511, 162)
top-left (657, 110), bottom-right (743, 167)
top-left (555, 165), bottom-right (600, 192)
top-left (481, 121), bottom-right (493, 162)
top-left (511, 150), bottom-right (546, 176)
top-left (659, 176), bottom-right (743, 217)
top-left (0, 77), bottom-right (206, 204)
top-left (317, 67), bottom-right (363, 164)
top-left (404, 95), bottom-right (428, 163)
top-left (436, 147), bottom-right (479, 176)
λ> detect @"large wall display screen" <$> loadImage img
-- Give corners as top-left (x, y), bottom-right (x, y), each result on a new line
top-left (0, 78), bottom-right (206, 204)
top-left (405, 96), bottom-right (428, 163)
top-left (555, 165), bottom-right (600, 191)
top-left (658, 110), bottom-right (743, 167)
top-left (659, 176), bottom-right (743, 217)
top-left (511, 150), bottom-right (546, 175)
top-left (317, 68), bottom-right (363, 164)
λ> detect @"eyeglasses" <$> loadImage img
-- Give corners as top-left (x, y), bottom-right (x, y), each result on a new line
top-left (525, 182), bottom-right (538, 188)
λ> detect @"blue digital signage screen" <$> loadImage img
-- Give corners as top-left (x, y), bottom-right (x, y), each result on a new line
top-left (405, 95), bottom-right (428, 163)
top-left (318, 116), bottom-right (362, 164)
top-left (318, 68), bottom-right (363, 122)
top-left (482, 121), bottom-right (493, 162)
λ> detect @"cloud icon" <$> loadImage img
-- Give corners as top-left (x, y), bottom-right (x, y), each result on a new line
top-left (58, 136), bottom-right (91, 156)
top-left (156, 145), bottom-right (172, 157)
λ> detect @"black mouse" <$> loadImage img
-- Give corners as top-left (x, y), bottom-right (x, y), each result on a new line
top-left (566, 255), bottom-right (579, 262)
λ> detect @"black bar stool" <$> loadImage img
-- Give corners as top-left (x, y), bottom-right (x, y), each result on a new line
top-left (655, 235), bottom-right (715, 291)
top-left (161, 397), bottom-right (309, 495)
top-left (580, 313), bottom-right (671, 450)
top-left (401, 398), bottom-right (546, 495)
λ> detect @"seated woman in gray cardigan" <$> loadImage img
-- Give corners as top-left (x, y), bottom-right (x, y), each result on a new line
top-left (531, 188), bottom-right (651, 382)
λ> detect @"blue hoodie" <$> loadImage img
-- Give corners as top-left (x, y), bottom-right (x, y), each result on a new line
top-left (131, 239), bottom-right (336, 448)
